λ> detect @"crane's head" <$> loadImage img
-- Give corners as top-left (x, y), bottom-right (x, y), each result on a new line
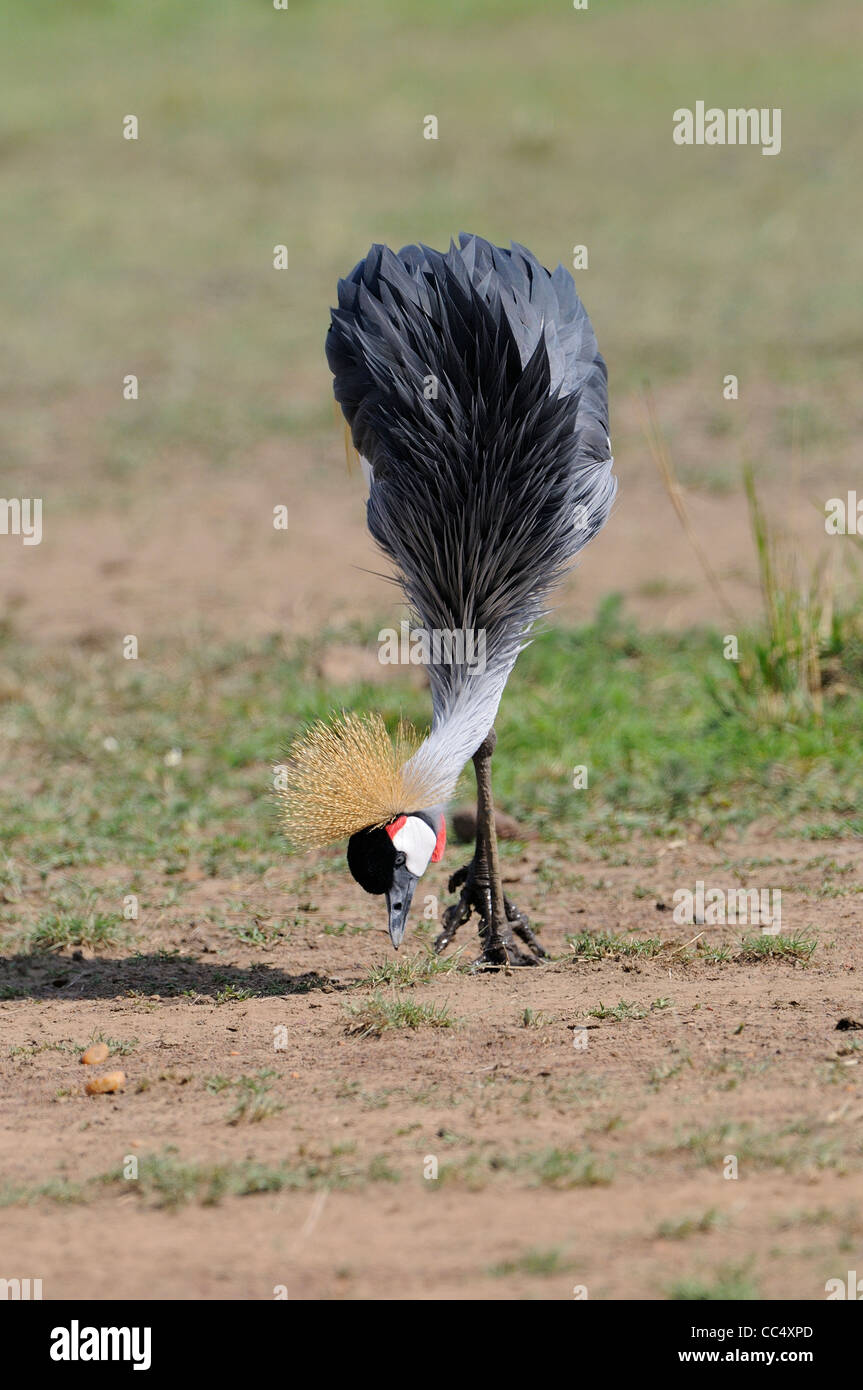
top-left (278, 712), bottom-right (451, 950)
top-left (347, 813), bottom-right (445, 947)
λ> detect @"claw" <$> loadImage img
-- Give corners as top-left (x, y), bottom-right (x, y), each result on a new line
top-left (439, 858), bottom-right (545, 967)
top-left (505, 899), bottom-right (549, 958)
top-left (447, 863), bottom-right (469, 894)
top-left (433, 927), bottom-right (455, 955)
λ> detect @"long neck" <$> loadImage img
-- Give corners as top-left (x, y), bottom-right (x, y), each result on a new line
top-left (402, 661), bottom-right (512, 807)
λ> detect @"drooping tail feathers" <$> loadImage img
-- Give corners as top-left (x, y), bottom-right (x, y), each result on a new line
top-left (325, 233), bottom-right (616, 741)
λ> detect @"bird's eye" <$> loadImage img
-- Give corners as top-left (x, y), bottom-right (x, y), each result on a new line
top-left (394, 851), bottom-right (406, 867)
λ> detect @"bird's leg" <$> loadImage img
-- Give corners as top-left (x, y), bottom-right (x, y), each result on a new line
top-left (433, 728), bottom-right (546, 967)
top-left (472, 730), bottom-right (544, 968)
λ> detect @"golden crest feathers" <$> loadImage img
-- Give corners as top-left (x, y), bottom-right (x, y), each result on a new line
top-left (278, 711), bottom-right (447, 849)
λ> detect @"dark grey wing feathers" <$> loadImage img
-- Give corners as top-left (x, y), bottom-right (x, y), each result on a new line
top-left (325, 234), bottom-right (616, 714)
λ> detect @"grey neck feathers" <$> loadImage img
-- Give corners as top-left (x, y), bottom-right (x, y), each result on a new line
top-left (402, 655), bottom-right (515, 807)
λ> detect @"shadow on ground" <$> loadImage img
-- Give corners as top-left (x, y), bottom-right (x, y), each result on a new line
top-left (0, 954), bottom-right (335, 1002)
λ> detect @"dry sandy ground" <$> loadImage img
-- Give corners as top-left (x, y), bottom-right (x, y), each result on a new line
top-left (2, 380), bottom-right (858, 648)
top-left (2, 834), bottom-right (861, 1301)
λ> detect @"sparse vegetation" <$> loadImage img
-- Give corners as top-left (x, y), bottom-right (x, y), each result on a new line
top-left (521, 1007), bottom-right (554, 1028)
top-left (438, 1147), bottom-right (613, 1191)
top-left (488, 1247), bottom-right (575, 1278)
top-left (657, 1208), bottom-right (724, 1240)
top-left (358, 950), bottom-right (465, 988)
top-left (739, 932), bottom-right (818, 963)
top-left (668, 1264), bottom-right (759, 1301)
top-left (209, 1071), bottom-right (285, 1126)
top-left (662, 1121), bottom-right (855, 1175)
top-left (344, 992), bottom-right (455, 1038)
top-left (11, 908), bottom-right (130, 955)
top-left (566, 930), bottom-right (663, 961)
top-left (0, 1148), bottom-right (402, 1210)
top-left (589, 1000), bottom-right (648, 1022)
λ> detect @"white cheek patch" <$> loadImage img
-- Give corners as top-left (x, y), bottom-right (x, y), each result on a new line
top-left (392, 816), bottom-right (437, 878)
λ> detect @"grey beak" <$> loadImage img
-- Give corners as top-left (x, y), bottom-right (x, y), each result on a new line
top-left (385, 862), bottom-right (419, 949)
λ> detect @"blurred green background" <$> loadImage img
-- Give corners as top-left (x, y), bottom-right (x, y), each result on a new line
top-left (2, 0), bottom-right (862, 504)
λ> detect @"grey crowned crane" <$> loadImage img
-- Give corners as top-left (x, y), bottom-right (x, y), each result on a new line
top-left (281, 234), bottom-right (616, 967)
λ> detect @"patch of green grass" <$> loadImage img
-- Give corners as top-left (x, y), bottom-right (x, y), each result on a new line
top-left (2, 593), bottom-right (863, 890)
top-left (225, 917), bottom-right (291, 947)
top-left (566, 930), bottom-right (663, 961)
top-left (589, 999), bottom-right (648, 1022)
top-left (657, 1208), bottom-right (724, 1240)
top-left (519, 1148), bottom-right (613, 1189)
top-left (488, 1247), bottom-right (575, 1278)
top-left (345, 991), bottom-right (454, 1037)
top-left (93, 1033), bottom-right (138, 1056)
top-left (222, 1070), bottom-right (283, 1126)
top-left (668, 1264), bottom-right (759, 1301)
top-left (205, 1075), bottom-right (233, 1094)
top-left (9, 1039), bottom-right (82, 1059)
top-left (698, 942), bottom-right (733, 964)
top-left (9, 1031), bottom-right (137, 1060)
top-left (10, 908), bottom-right (130, 954)
top-left (2, 595), bottom-right (862, 888)
top-left (0, 858), bottom-right (25, 902)
top-left (0, 1175), bottom-right (92, 1207)
top-left (128, 1150), bottom-right (400, 1207)
top-left (438, 1146), bottom-right (612, 1191)
top-left (739, 932), bottom-right (818, 962)
top-left (323, 920), bottom-right (373, 937)
top-left (723, 465), bottom-right (833, 725)
top-left (484, 1148), bottom-right (612, 1188)
top-left (648, 1053), bottom-right (693, 1089)
top-left (358, 950), bottom-right (464, 987)
top-left (662, 1121), bottom-right (857, 1175)
top-left (214, 985), bottom-right (255, 1004)
top-left (521, 1007), bottom-right (554, 1028)
top-left (500, 597), bottom-right (863, 842)
top-left (0, 1146), bottom-right (401, 1211)
top-left (771, 1205), bottom-right (861, 1234)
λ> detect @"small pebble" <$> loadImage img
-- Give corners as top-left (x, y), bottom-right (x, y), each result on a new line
top-left (85, 1071), bottom-right (126, 1096)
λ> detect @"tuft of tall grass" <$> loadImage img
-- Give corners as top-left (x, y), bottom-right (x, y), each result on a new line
top-left (646, 394), bottom-right (861, 725)
top-left (733, 464), bottom-right (832, 722)
top-left (344, 991), bottom-right (454, 1037)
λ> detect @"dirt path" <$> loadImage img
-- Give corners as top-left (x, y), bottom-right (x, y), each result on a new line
top-left (3, 835), bottom-right (861, 1300)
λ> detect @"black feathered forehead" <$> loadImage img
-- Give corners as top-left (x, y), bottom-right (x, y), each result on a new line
top-left (347, 824), bottom-right (397, 896)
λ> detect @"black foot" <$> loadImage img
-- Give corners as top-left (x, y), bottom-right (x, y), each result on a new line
top-left (433, 859), bottom-right (547, 967)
